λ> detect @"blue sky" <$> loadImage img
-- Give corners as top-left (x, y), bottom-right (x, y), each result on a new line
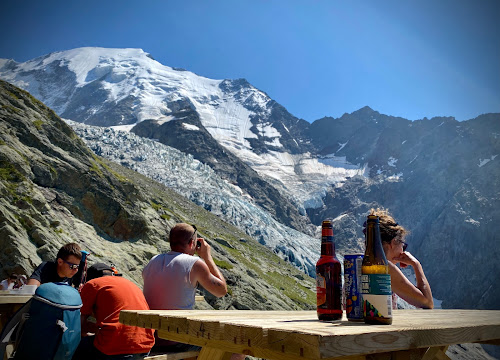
top-left (1, 0), bottom-right (499, 122)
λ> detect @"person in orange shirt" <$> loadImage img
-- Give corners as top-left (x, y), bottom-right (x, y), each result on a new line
top-left (72, 263), bottom-right (155, 360)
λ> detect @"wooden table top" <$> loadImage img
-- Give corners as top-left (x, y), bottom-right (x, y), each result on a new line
top-left (119, 309), bottom-right (500, 360)
top-left (0, 294), bottom-right (33, 304)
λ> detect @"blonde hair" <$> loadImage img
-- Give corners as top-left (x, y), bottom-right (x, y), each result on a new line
top-left (369, 208), bottom-right (408, 243)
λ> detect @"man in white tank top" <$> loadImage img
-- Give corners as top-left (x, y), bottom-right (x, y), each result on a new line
top-left (143, 223), bottom-right (227, 310)
top-left (143, 223), bottom-right (245, 359)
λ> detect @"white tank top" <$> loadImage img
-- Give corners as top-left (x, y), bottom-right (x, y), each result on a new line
top-left (142, 252), bottom-right (199, 310)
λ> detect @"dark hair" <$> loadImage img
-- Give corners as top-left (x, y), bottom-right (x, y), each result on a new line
top-left (370, 208), bottom-right (408, 244)
top-left (9, 273), bottom-right (18, 280)
top-left (56, 243), bottom-right (82, 261)
top-left (169, 223), bottom-right (196, 249)
top-left (86, 263), bottom-right (114, 281)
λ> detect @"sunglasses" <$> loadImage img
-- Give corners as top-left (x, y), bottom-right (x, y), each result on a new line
top-left (64, 260), bottom-right (80, 270)
top-left (401, 242), bottom-right (408, 252)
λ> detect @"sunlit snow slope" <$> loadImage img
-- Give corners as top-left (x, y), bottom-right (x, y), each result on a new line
top-left (0, 47), bottom-right (365, 210)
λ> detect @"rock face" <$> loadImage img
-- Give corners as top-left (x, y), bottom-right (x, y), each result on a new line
top-left (0, 80), bottom-right (315, 311)
top-left (131, 105), bottom-right (310, 234)
top-left (308, 107), bottom-right (500, 310)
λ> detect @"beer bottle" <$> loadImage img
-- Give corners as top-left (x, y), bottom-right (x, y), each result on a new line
top-left (316, 220), bottom-right (342, 321)
top-left (361, 214), bottom-right (392, 325)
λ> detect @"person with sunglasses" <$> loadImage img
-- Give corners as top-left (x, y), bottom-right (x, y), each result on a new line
top-left (369, 208), bottom-right (434, 309)
top-left (27, 242), bottom-right (82, 287)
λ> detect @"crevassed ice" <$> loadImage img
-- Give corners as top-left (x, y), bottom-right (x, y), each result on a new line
top-left (68, 120), bottom-right (319, 276)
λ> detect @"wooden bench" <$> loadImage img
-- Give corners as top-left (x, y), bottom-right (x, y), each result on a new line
top-left (145, 350), bottom-right (199, 360)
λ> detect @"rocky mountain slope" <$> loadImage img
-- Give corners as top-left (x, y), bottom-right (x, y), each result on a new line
top-left (308, 107), bottom-right (500, 309)
top-left (0, 79), bottom-right (315, 311)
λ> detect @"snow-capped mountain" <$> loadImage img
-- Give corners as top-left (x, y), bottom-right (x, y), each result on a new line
top-left (0, 48), bottom-right (364, 222)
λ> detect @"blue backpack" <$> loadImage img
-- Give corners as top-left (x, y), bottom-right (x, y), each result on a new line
top-left (7, 282), bottom-right (82, 360)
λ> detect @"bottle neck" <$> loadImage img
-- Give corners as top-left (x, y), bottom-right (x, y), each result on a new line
top-left (364, 219), bottom-right (388, 265)
top-left (321, 240), bottom-right (336, 256)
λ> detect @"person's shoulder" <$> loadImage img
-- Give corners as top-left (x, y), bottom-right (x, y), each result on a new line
top-left (388, 261), bottom-right (406, 280)
top-left (30, 261), bottom-right (53, 278)
top-left (144, 254), bottom-right (163, 267)
top-left (81, 276), bottom-right (109, 294)
top-left (185, 254), bottom-right (201, 266)
top-left (149, 254), bottom-right (162, 261)
top-left (36, 261), bottom-right (52, 268)
top-left (388, 262), bottom-right (401, 272)
top-left (88, 275), bottom-right (133, 286)
top-left (176, 252), bottom-right (197, 261)
top-left (113, 276), bottom-right (142, 291)
top-left (88, 276), bottom-right (142, 295)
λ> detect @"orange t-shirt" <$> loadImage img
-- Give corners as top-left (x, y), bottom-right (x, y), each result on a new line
top-left (80, 276), bottom-right (155, 355)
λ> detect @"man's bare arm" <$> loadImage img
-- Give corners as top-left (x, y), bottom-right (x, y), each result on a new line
top-left (191, 238), bottom-right (227, 297)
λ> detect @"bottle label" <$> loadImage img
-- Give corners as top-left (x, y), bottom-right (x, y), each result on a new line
top-left (361, 274), bottom-right (391, 295)
top-left (361, 274), bottom-right (392, 318)
top-left (316, 274), bottom-right (326, 306)
top-left (322, 227), bottom-right (333, 237)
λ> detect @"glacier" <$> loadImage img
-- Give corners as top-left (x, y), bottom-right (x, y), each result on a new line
top-left (68, 120), bottom-right (319, 276)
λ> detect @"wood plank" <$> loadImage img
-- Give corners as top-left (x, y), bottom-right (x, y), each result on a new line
top-left (136, 311), bottom-right (162, 329)
top-left (119, 310), bottom-right (138, 326)
top-left (421, 346), bottom-right (449, 360)
top-left (0, 295), bottom-right (32, 304)
top-left (479, 339), bottom-right (500, 345)
top-left (157, 311), bottom-right (313, 341)
top-left (219, 314), bottom-right (331, 352)
top-left (391, 348), bottom-right (428, 360)
top-left (223, 322), bottom-right (268, 350)
top-left (435, 346), bottom-right (450, 360)
top-left (188, 318), bottom-right (225, 341)
top-left (267, 329), bottom-right (321, 359)
top-left (145, 351), bottom-right (200, 360)
top-left (157, 330), bottom-right (372, 360)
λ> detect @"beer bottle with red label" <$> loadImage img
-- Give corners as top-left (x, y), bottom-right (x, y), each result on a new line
top-left (316, 220), bottom-right (342, 321)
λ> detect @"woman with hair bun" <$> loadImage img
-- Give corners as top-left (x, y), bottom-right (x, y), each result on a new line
top-left (370, 208), bottom-right (434, 309)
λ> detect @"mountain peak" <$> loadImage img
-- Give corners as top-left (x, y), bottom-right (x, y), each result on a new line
top-left (219, 78), bottom-right (252, 93)
top-left (353, 106), bottom-right (376, 115)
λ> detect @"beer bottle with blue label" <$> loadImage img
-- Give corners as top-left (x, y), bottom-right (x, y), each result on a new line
top-left (361, 214), bottom-right (392, 325)
top-left (316, 220), bottom-right (342, 321)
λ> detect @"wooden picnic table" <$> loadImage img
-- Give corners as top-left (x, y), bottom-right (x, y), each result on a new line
top-left (119, 309), bottom-right (500, 360)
